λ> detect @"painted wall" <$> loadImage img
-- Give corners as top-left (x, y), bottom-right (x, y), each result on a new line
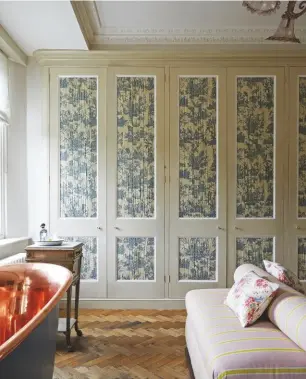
top-left (6, 60), bottom-right (28, 238)
top-left (26, 57), bottom-right (49, 240)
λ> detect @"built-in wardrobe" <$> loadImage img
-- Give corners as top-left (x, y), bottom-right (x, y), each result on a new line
top-left (40, 50), bottom-right (306, 305)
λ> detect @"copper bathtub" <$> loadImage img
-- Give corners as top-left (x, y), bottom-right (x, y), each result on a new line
top-left (0, 263), bottom-right (72, 379)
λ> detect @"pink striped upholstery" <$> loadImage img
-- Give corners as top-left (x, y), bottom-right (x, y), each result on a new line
top-left (186, 288), bottom-right (306, 379)
top-left (268, 289), bottom-right (306, 351)
top-left (235, 264), bottom-right (306, 352)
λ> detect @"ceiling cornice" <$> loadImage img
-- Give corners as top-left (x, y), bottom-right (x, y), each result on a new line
top-left (70, 0), bottom-right (96, 49)
top-left (84, 1), bottom-right (101, 31)
top-left (33, 47), bottom-right (306, 66)
top-left (69, 2), bottom-right (306, 49)
top-left (91, 27), bottom-right (306, 46)
top-left (0, 26), bottom-right (27, 66)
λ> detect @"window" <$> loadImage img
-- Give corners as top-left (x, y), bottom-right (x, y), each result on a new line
top-left (0, 51), bottom-right (9, 239)
top-left (0, 124), bottom-right (6, 239)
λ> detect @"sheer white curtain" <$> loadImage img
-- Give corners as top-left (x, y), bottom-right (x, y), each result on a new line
top-left (0, 51), bottom-right (9, 238)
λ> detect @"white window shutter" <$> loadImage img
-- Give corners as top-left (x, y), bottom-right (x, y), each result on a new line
top-left (0, 51), bottom-right (10, 125)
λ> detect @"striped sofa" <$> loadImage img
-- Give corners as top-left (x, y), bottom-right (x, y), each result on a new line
top-left (185, 264), bottom-right (306, 379)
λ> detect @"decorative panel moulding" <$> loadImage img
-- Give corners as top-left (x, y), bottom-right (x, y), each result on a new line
top-left (70, 1), bottom-right (94, 48)
top-left (0, 26), bottom-right (27, 66)
top-left (33, 48), bottom-right (306, 67)
top-left (92, 27), bottom-right (306, 45)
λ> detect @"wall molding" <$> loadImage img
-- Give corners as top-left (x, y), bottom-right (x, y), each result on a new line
top-left (70, 0), bottom-right (101, 49)
top-left (70, 0), bottom-right (94, 49)
top-left (70, 1), bottom-right (306, 49)
top-left (34, 47), bottom-right (306, 67)
top-left (0, 26), bottom-right (27, 66)
top-left (92, 27), bottom-right (306, 46)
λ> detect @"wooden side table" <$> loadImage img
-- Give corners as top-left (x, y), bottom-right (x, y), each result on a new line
top-left (25, 242), bottom-right (83, 352)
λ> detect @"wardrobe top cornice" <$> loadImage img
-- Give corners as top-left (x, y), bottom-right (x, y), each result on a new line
top-left (33, 47), bottom-right (306, 67)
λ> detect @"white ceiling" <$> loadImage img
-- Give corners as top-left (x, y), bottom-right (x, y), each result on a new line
top-left (0, 0), bottom-right (306, 54)
top-left (90, 1), bottom-right (306, 45)
top-left (0, 1), bottom-right (87, 55)
top-left (97, 1), bottom-right (306, 29)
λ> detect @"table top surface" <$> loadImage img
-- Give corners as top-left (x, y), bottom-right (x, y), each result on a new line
top-left (25, 242), bottom-right (83, 250)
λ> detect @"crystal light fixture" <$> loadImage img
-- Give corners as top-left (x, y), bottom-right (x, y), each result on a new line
top-left (266, 16), bottom-right (300, 43)
top-left (243, 1), bottom-right (306, 43)
top-left (242, 1), bottom-right (281, 15)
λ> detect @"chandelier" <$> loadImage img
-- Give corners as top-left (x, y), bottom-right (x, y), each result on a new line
top-left (243, 1), bottom-right (306, 43)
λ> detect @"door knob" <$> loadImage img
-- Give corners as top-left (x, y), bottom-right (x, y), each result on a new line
top-left (97, 226), bottom-right (103, 230)
top-left (217, 226), bottom-right (225, 231)
top-left (114, 226), bottom-right (120, 230)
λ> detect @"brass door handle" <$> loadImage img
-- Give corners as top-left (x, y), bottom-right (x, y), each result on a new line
top-left (217, 226), bottom-right (225, 231)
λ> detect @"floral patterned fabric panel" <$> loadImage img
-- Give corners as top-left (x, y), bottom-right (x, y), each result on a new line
top-left (225, 271), bottom-right (279, 327)
top-left (117, 237), bottom-right (155, 280)
top-left (264, 259), bottom-right (305, 293)
top-left (236, 77), bottom-right (274, 218)
top-left (179, 237), bottom-right (216, 280)
top-left (298, 238), bottom-right (306, 280)
top-left (236, 237), bottom-right (274, 269)
top-left (62, 237), bottom-right (97, 280)
top-left (117, 76), bottom-right (155, 218)
top-left (298, 77), bottom-right (306, 218)
top-left (179, 77), bottom-right (217, 218)
top-left (59, 77), bottom-right (97, 218)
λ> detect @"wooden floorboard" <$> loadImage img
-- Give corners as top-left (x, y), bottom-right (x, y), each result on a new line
top-left (53, 309), bottom-right (191, 379)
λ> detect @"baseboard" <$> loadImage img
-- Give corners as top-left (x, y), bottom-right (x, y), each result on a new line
top-left (60, 298), bottom-right (185, 310)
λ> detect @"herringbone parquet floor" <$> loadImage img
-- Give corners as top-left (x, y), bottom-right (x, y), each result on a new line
top-left (53, 309), bottom-right (190, 379)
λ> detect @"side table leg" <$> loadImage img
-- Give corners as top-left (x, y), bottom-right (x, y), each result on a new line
top-left (66, 286), bottom-right (73, 352)
top-left (74, 277), bottom-right (83, 337)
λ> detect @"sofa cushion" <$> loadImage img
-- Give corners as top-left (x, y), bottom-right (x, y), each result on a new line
top-left (225, 271), bottom-right (279, 327)
top-left (263, 260), bottom-right (305, 294)
top-left (234, 263), bottom-right (306, 353)
top-left (234, 264), bottom-right (299, 295)
top-left (186, 289), bottom-right (306, 379)
top-left (234, 263), bottom-right (271, 282)
top-left (268, 290), bottom-right (306, 352)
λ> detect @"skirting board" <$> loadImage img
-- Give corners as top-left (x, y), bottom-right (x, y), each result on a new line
top-left (60, 298), bottom-right (185, 310)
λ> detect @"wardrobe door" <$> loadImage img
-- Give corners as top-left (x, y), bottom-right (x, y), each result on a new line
top-left (288, 68), bottom-right (306, 286)
top-left (169, 68), bottom-right (227, 298)
top-left (50, 68), bottom-right (107, 298)
top-left (227, 68), bottom-right (285, 285)
top-left (107, 68), bottom-right (165, 299)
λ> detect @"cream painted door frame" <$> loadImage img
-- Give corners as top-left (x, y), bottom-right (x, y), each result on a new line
top-left (168, 68), bottom-right (227, 298)
top-left (288, 67), bottom-right (306, 283)
top-left (48, 64), bottom-right (291, 301)
top-left (49, 68), bottom-right (107, 298)
top-left (106, 67), bottom-right (165, 299)
top-left (227, 67), bottom-right (285, 286)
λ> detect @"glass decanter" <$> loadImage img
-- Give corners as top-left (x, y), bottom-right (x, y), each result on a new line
top-left (39, 223), bottom-right (48, 241)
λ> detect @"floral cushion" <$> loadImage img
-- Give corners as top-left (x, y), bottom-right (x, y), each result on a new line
top-left (263, 260), bottom-right (305, 294)
top-left (224, 271), bottom-right (279, 327)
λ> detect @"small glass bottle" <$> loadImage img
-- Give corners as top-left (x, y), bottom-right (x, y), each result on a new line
top-left (40, 223), bottom-right (48, 241)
